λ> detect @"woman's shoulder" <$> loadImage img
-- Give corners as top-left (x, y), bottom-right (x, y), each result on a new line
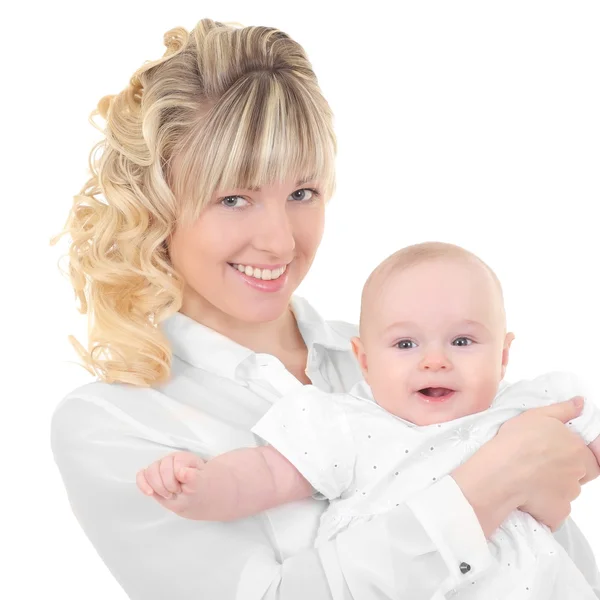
top-left (54, 379), bottom-right (161, 421)
top-left (53, 351), bottom-right (204, 422)
top-left (51, 377), bottom-right (201, 453)
top-left (52, 380), bottom-right (152, 436)
top-left (51, 364), bottom-right (251, 459)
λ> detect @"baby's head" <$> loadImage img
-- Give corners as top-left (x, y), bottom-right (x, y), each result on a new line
top-left (352, 242), bottom-right (515, 426)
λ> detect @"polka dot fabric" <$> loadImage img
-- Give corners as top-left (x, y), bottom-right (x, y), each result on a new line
top-left (251, 372), bottom-right (600, 598)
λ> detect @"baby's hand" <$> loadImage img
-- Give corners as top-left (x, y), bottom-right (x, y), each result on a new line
top-left (589, 436), bottom-right (600, 470)
top-left (136, 451), bottom-right (207, 519)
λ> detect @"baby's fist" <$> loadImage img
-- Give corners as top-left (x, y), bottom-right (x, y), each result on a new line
top-left (136, 451), bottom-right (205, 500)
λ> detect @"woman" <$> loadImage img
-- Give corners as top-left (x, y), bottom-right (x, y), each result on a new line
top-left (50, 18), bottom-right (599, 600)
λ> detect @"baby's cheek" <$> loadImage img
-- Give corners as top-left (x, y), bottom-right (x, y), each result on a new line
top-left (373, 385), bottom-right (411, 419)
top-left (367, 361), bottom-right (412, 417)
top-left (469, 378), bottom-right (500, 413)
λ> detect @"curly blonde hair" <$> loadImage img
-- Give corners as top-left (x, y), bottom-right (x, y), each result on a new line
top-left (50, 18), bottom-right (337, 388)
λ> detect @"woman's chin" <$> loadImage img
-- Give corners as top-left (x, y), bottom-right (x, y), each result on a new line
top-left (224, 265), bottom-right (300, 322)
top-left (229, 295), bottom-right (294, 324)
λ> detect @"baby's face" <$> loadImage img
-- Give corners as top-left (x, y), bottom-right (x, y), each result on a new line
top-left (354, 258), bottom-right (514, 426)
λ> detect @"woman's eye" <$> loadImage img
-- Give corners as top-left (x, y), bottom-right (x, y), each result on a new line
top-left (395, 339), bottom-right (416, 350)
top-left (288, 188), bottom-right (316, 201)
top-left (221, 196), bottom-right (249, 209)
top-left (452, 337), bottom-right (473, 347)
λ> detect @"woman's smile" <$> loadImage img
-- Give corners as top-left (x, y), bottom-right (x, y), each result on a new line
top-left (228, 261), bottom-right (290, 293)
top-left (229, 262), bottom-right (288, 281)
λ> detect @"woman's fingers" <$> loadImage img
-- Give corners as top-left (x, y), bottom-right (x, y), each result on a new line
top-left (498, 405), bottom-right (590, 531)
top-left (547, 500), bottom-right (572, 532)
top-left (549, 475), bottom-right (582, 530)
top-left (527, 396), bottom-right (584, 423)
top-left (533, 397), bottom-right (600, 485)
top-left (579, 444), bottom-right (600, 484)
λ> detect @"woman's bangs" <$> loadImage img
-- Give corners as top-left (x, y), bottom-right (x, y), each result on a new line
top-left (178, 72), bottom-right (335, 223)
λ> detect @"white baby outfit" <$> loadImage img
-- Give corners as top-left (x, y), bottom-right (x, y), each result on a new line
top-left (251, 372), bottom-right (600, 599)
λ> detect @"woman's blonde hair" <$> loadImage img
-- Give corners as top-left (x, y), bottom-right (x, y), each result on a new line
top-left (50, 18), bottom-right (337, 387)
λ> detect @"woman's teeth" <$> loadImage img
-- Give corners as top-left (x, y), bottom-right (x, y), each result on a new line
top-left (232, 263), bottom-right (287, 281)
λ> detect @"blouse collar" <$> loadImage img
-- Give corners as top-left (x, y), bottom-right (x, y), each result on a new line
top-left (160, 296), bottom-right (351, 382)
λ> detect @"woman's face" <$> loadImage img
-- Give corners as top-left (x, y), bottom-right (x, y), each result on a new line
top-left (168, 176), bottom-right (325, 326)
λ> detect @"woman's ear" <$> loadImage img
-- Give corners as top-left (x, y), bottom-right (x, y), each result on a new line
top-left (501, 332), bottom-right (516, 380)
top-left (351, 336), bottom-right (369, 382)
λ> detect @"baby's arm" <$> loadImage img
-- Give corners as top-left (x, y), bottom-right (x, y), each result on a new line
top-left (136, 445), bottom-right (313, 521)
top-left (138, 385), bottom-right (355, 520)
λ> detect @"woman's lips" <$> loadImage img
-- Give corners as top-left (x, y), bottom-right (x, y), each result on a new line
top-left (229, 263), bottom-right (289, 293)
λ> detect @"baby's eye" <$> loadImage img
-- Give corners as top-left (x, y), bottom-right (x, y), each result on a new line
top-left (452, 337), bottom-right (473, 347)
top-left (221, 196), bottom-right (249, 209)
top-left (395, 339), bottom-right (417, 350)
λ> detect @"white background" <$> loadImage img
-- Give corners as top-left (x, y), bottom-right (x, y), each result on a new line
top-left (4, 1), bottom-right (599, 598)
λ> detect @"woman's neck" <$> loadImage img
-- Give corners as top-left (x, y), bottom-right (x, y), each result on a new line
top-left (181, 298), bottom-right (306, 357)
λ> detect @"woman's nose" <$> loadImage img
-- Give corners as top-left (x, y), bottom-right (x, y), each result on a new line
top-left (253, 203), bottom-right (296, 259)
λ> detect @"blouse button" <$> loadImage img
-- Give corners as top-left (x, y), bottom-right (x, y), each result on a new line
top-left (459, 562), bottom-right (471, 574)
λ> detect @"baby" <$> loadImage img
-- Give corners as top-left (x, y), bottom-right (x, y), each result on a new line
top-left (137, 241), bottom-right (600, 599)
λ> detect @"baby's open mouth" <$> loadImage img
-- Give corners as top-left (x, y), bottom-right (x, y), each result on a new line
top-left (418, 387), bottom-right (455, 398)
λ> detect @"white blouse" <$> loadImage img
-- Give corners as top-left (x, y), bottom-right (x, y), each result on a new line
top-left (50, 296), bottom-right (596, 600)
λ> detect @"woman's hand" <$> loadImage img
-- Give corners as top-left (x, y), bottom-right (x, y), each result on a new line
top-left (453, 397), bottom-right (599, 538)
top-left (585, 435), bottom-right (600, 479)
top-left (499, 398), bottom-right (599, 528)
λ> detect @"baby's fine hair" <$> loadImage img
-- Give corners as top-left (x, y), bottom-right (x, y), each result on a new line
top-left (359, 241), bottom-right (505, 335)
top-left (50, 19), bottom-right (336, 387)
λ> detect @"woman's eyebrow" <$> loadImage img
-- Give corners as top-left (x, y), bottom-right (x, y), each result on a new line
top-left (245, 176), bottom-right (317, 192)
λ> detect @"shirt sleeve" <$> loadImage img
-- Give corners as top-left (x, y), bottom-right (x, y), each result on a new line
top-left (250, 386), bottom-right (357, 501)
top-left (51, 393), bottom-right (493, 600)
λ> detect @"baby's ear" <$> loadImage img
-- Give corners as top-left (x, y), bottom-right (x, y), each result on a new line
top-left (351, 336), bottom-right (369, 381)
top-left (501, 332), bottom-right (516, 379)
